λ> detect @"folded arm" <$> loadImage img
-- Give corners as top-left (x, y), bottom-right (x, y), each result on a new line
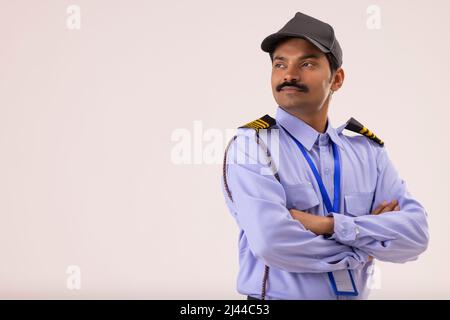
top-left (329, 145), bottom-right (429, 263)
top-left (223, 132), bottom-right (370, 273)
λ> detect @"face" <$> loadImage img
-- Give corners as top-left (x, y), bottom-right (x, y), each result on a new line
top-left (271, 38), bottom-right (343, 115)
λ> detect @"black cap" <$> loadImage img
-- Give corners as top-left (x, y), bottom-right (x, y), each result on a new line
top-left (261, 12), bottom-right (343, 67)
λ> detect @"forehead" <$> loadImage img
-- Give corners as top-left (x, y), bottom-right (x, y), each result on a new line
top-left (273, 37), bottom-right (324, 59)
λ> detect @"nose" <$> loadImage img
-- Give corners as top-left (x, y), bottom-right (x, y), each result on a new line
top-left (283, 65), bottom-right (301, 83)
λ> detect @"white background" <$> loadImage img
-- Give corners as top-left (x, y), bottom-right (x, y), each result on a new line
top-left (0, 0), bottom-right (448, 299)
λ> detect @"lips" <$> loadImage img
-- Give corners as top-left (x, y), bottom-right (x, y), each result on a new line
top-left (281, 86), bottom-right (304, 92)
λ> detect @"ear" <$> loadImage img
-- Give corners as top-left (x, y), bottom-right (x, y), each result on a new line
top-left (330, 67), bottom-right (345, 92)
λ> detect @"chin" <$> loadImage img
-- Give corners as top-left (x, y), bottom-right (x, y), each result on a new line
top-left (276, 99), bottom-right (310, 111)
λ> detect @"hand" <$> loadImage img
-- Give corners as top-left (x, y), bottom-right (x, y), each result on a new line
top-left (372, 199), bottom-right (401, 215)
top-left (289, 209), bottom-right (333, 235)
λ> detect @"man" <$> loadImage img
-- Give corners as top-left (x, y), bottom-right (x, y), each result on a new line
top-left (221, 12), bottom-right (429, 300)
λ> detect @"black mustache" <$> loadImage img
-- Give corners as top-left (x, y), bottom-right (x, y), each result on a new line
top-left (277, 82), bottom-right (309, 92)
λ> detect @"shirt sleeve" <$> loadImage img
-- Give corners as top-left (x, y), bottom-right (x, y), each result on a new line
top-left (223, 130), bottom-right (370, 273)
top-left (330, 143), bottom-right (429, 263)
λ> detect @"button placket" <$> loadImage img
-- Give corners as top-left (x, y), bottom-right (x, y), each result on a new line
top-left (318, 135), bottom-right (334, 211)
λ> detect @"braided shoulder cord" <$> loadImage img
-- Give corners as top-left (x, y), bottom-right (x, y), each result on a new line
top-left (222, 130), bottom-right (279, 300)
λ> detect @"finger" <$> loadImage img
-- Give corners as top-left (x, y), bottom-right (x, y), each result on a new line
top-left (380, 200), bottom-right (398, 213)
top-left (394, 205), bottom-right (400, 211)
top-left (371, 203), bottom-right (383, 215)
top-left (373, 201), bottom-right (392, 215)
top-left (372, 201), bottom-right (388, 215)
top-left (380, 203), bottom-right (396, 213)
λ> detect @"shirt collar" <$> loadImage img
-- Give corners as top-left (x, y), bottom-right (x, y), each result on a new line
top-left (275, 106), bottom-right (344, 151)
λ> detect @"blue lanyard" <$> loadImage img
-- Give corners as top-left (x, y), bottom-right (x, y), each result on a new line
top-left (280, 124), bottom-right (358, 297)
top-left (280, 125), bottom-right (340, 214)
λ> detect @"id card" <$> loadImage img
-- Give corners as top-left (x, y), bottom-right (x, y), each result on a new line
top-left (328, 270), bottom-right (358, 296)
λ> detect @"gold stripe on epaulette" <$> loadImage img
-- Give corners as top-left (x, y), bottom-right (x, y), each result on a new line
top-left (360, 127), bottom-right (384, 145)
top-left (243, 120), bottom-right (267, 129)
top-left (255, 119), bottom-right (269, 127)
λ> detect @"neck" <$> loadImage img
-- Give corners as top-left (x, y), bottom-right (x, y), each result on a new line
top-left (282, 103), bottom-right (329, 133)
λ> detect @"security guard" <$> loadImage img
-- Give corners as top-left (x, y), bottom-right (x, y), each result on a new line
top-left (221, 12), bottom-right (429, 300)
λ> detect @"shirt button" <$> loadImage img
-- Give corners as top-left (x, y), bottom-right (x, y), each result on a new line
top-left (325, 168), bottom-right (330, 175)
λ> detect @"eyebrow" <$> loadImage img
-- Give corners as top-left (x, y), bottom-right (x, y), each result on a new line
top-left (273, 54), bottom-right (321, 62)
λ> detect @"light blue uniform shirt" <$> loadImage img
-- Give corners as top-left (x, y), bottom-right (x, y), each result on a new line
top-left (222, 106), bottom-right (429, 300)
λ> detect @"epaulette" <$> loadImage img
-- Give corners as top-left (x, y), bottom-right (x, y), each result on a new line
top-left (344, 117), bottom-right (384, 147)
top-left (238, 114), bottom-right (277, 132)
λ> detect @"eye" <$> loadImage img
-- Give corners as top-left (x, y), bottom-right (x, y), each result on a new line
top-left (273, 63), bottom-right (285, 69)
top-left (301, 61), bottom-right (314, 68)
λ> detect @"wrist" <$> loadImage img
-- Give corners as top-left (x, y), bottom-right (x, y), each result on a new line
top-left (323, 216), bottom-right (334, 235)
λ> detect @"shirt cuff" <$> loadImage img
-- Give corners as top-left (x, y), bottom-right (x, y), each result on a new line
top-left (329, 212), bottom-right (360, 244)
